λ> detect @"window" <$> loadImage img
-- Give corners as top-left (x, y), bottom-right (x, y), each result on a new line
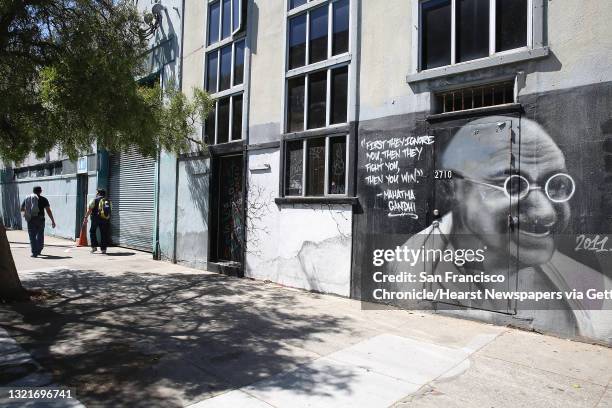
top-left (207, 0), bottom-right (244, 46)
top-left (289, 0), bottom-right (308, 10)
top-left (285, 0), bottom-right (350, 133)
top-left (434, 80), bottom-right (515, 113)
top-left (283, 0), bottom-right (351, 198)
top-left (419, 0), bottom-right (529, 71)
top-left (204, 0), bottom-right (247, 144)
top-left (284, 135), bottom-right (347, 196)
top-left (13, 162), bottom-right (63, 179)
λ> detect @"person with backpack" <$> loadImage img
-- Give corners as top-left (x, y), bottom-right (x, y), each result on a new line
top-left (20, 186), bottom-right (56, 257)
top-left (84, 188), bottom-right (112, 254)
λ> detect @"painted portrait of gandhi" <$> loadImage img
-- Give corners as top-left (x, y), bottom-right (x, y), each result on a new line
top-left (393, 115), bottom-right (612, 342)
top-left (440, 115), bottom-right (572, 269)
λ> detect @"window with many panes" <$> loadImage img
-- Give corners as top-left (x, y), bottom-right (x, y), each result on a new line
top-left (419, 0), bottom-right (530, 70)
top-left (283, 0), bottom-right (350, 197)
top-left (204, 0), bottom-right (246, 144)
top-left (285, 0), bottom-right (350, 133)
top-left (285, 135), bottom-right (348, 196)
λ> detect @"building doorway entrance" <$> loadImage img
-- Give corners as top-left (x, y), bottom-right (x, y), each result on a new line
top-left (211, 154), bottom-right (244, 268)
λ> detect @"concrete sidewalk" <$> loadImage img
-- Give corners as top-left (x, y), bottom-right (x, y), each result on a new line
top-left (1, 229), bottom-right (611, 408)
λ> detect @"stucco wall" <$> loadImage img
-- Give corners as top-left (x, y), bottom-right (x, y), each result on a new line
top-left (157, 151), bottom-right (178, 261)
top-left (358, 0), bottom-right (612, 122)
top-left (247, 0), bottom-right (286, 144)
top-left (245, 149), bottom-right (352, 296)
top-left (180, 0), bottom-right (205, 99)
top-left (1, 176), bottom-right (79, 239)
top-left (175, 157), bottom-right (210, 268)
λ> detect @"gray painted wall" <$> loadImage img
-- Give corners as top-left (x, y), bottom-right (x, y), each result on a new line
top-left (175, 157), bottom-right (210, 268)
top-left (1, 175), bottom-right (79, 239)
top-left (357, 0), bottom-right (612, 122)
top-left (157, 151), bottom-right (178, 260)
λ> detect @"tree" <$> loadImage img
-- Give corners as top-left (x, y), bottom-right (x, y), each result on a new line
top-left (0, 0), bottom-right (211, 301)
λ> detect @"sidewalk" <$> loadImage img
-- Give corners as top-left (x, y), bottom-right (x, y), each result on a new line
top-left (1, 229), bottom-right (611, 408)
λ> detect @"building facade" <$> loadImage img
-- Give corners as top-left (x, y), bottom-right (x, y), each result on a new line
top-left (0, 152), bottom-right (99, 240)
top-left (349, 0), bottom-right (612, 346)
top-left (172, 0), bottom-right (612, 345)
top-left (2, 0), bottom-right (611, 345)
top-left (0, 0), bottom-right (181, 253)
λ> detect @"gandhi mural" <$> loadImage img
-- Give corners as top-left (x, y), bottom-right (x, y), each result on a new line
top-left (385, 116), bottom-right (611, 343)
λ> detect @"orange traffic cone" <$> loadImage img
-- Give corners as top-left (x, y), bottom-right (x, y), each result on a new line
top-left (77, 220), bottom-right (88, 247)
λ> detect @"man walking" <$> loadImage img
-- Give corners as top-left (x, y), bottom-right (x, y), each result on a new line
top-left (21, 186), bottom-right (56, 257)
top-left (85, 189), bottom-right (111, 254)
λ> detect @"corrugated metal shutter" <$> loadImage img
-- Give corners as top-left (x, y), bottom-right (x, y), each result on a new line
top-left (108, 148), bottom-right (156, 252)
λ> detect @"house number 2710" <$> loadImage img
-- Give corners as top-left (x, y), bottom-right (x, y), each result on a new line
top-left (434, 170), bottom-right (453, 180)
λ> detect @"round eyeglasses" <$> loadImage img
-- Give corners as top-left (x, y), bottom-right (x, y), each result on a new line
top-left (456, 173), bottom-right (576, 203)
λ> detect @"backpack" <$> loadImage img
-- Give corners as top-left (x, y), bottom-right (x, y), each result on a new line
top-left (23, 194), bottom-right (40, 222)
top-left (98, 198), bottom-right (112, 220)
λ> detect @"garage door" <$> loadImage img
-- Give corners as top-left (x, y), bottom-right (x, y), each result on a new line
top-left (108, 148), bottom-right (156, 252)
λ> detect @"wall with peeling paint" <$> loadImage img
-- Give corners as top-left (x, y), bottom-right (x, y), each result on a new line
top-left (175, 157), bottom-right (211, 268)
top-left (245, 149), bottom-right (353, 296)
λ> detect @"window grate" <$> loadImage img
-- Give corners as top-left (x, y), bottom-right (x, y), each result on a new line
top-left (435, 81), bottom-right (515, 114)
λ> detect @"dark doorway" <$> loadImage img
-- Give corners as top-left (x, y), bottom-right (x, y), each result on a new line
top-left (76, 174), bottom-right (88, 238)
top-left (211, 154), bottom-right (244, 264)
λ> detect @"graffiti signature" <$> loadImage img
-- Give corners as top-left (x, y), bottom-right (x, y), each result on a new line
top-left (575, 235), bottom-right (610, 252)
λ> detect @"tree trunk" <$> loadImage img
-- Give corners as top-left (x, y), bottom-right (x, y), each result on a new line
top-left (0, 222), bottom-right (29, 301)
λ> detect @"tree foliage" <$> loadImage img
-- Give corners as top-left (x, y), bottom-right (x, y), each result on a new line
top-left (0, 0), bottom-right (212, 301)
top-left (0, 0), bottom-right (210, 162)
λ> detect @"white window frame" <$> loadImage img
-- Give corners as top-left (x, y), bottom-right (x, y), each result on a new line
top-left (284, 134), bottom-right (349, 197)
top-left (204, 0), bottom-right (247, 144)
top-left (409, 0), bottom-right (547, 82)
top-left (207, 94), bottom-right (244, 145)
top-left (207, 0), bottom-right (243, 46)
top-left (283, 0), bottom-right (352, 134)
top-left (286, 63), bottom-right (350, 133)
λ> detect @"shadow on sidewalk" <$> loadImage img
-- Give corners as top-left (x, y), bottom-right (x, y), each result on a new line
top-left (36, 255), bottom-right (73, 260)
top-left (0, 269), bottom-right (358, 407)
top-left (9, 241), bottom-right (76, 248)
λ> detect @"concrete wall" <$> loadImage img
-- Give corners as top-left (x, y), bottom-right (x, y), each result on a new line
top-left (175, 157), bottom-right (210, 268)
top-left (521, 0), bottom-right (612, 94)
top-left (245, 149), bottom-right (352, 296)
top-left (157, 152), bottom-right (177, 261)
top-left (358, 0), bottom-right (427, 121)
top-left (1, 176), bottom-right (79, 239)
top-left (240, 0), bottom-right (355, 295)
top-left (136, 0), bottom-right (184, 261)
top-left (248, 0), bottom-right (286, 144)
top-left (0, 177), bottom-right (21, 230)
top-left (357, 0), bottom-right (612, 122)
top-left (180, 0), bottom-right (206, 100)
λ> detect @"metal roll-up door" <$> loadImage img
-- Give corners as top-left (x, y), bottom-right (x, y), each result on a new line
top-left (108, 148), bottom-right (156, 252)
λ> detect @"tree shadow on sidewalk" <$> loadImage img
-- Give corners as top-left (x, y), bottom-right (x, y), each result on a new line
top-left (0, 269), bottom-right (360, 407)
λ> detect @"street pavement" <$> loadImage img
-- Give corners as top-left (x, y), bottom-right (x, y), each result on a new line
top-left (1, 230), bottom-right (611, 408)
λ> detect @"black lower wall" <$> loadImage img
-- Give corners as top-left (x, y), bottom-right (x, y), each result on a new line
top-left (351, 81), bottom-right (612, 345)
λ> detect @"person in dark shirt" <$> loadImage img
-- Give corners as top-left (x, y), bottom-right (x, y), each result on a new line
top-left (84, 189), bottom-right (110, 254)
top-left (20, 186), bottom-right (56, 257)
